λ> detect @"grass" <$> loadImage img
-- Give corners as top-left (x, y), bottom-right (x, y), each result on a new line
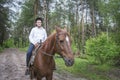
top-left (55, 57), bottom-right (115, 80)
top-left (19, 47), bottom-right (28, 52)
top-left (55, 58), bottom-right (88, 77)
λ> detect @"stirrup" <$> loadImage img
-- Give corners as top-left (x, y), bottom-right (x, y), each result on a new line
top-left (25, 68), bottom-right (30, 75)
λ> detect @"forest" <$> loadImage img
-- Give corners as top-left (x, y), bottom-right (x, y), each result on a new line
top-left (0, 0), bottom-right (120, 80)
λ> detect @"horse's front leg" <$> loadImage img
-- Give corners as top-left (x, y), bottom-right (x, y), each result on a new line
top-left (46, 73), bottom-right (53, 80)
top-left (36, 76), bottom-right (42, 80)
top-left (52, 59), bottom-right (56, 70)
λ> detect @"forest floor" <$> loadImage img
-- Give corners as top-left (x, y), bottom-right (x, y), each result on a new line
top-left (0, 48), bottom-right (87, 80)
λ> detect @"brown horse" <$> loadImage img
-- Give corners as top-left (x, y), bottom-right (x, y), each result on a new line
top-left (29, 27), bottom-right (74, 80)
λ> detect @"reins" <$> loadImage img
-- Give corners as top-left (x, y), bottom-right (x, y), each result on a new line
top-left (40, 50), bottom-right (54, 57)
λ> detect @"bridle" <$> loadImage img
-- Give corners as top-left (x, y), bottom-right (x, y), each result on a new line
top-left (55, 33), bottom-right (64, 53)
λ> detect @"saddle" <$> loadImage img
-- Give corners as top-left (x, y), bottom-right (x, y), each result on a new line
top-left (28, 42), bottom-right (42, 67)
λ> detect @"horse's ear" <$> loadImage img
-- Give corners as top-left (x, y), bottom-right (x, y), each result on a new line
top-left (63, 27), bottom-right (67, 31)
top-left (55, 26), bottom-right (61, 32)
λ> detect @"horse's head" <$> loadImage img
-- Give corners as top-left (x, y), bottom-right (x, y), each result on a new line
top-left (55, 27), bottom-right (74, 66)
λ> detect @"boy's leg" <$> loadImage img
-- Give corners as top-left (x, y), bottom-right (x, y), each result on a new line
top-left (25, 43), bottom-right (34, 75)
top-left (26, 43), bottom-right (34, 67)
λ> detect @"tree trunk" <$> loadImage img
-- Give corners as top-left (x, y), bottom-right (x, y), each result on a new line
top-left (90, 6), bottom-right (96, 37)
top-left (43, 0), bottom-right (48, 33)
top-left (81, 0), bottom-right (85, 54)
top-left (76, 1), bottom-right (79, 25)
top-left (34, 0), bottom-right (39, 19)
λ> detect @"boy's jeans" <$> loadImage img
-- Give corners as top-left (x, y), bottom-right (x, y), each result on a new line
top-left (26, 43), bottom-right (34, 67)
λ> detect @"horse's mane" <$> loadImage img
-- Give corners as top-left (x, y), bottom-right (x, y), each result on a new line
top-left (45, 32), bottom-right (56, 43)
top-left (41, 32), bottom-right (56, 50)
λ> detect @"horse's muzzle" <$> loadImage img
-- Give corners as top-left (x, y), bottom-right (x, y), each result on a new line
top-left (63, 57), bottom-right (74, 66)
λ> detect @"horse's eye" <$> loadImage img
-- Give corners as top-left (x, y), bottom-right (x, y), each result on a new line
top-left (60, 40), bottom-right (64, 43)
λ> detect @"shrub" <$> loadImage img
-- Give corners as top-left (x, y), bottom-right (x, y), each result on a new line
top-left (71, 41), bottom-right (78, 54)
top-left (0, 46), bottom-right (3, 52)
top-left (85, 32), bottom-right (119, 65)
top-left (3, 38), bottom-right (15, 48)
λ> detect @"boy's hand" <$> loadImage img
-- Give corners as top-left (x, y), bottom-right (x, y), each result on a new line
top-left (34, 43), bottom-right (39, 48)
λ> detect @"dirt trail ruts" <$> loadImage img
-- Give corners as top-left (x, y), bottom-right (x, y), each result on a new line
top-left (0, 48), bottom-right (87, 80)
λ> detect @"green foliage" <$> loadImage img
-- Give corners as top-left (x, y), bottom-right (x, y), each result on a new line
top-left (3, 38), bottom-right (15, 48)
top-left (0, 0), bottom-right (11, 46)
top-left (13, 38), bottom-right (29, 48)
top-left (71, 41), bottom-right (78, 54)
top-left (0, 46), bottom-right (3, 52)
top-left (85, 32), bottom-right (119, 64)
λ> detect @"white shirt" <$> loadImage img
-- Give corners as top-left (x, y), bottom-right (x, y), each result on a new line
top-left (29, 27), bottom-right (47, 45)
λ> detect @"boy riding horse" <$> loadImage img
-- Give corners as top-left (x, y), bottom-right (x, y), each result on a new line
top-left (25, 17), bottom-right (47, 75)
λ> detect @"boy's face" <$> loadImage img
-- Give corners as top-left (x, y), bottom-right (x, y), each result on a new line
top-left (36, 20), bottom-right (42, 27)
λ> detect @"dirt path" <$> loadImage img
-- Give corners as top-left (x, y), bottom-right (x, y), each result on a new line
top-left (0, 48), bottom-right (87, 80)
